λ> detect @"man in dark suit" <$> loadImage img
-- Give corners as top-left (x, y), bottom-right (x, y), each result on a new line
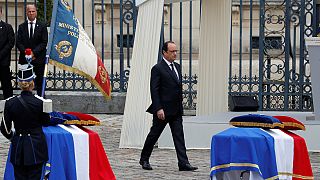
top-left (0, 5), bottom-right (14, 99)
top-left (139, 41), bottom-right (198, 171)
top-left (16, 4), bottom-right (48, 96)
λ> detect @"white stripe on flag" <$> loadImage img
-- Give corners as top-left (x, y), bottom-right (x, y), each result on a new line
top-left (263, 129), bottom-right (294, 180)
top-left (59, 125), bottom-right (90, 180)
top-left (73, 20), bottom-right (98, 78)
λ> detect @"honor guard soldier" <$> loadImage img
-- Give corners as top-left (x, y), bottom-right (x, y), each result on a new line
top-left (0, 64), bottom-right (52, 180)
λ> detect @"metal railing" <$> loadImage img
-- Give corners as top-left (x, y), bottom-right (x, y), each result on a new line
top-left (1, 0), bottom-right (318, 111)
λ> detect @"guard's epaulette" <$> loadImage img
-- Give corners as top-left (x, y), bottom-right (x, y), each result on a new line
top-left (34, 95), bottom-right (53, 113)
top-left (0, 95), bottom-right (17, 113)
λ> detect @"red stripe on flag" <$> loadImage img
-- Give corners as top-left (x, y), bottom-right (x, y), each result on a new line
top-left (95, 55), bottom-right (111, 97)
top-left (78, 126), bottom-right (116, 180)
top-left (282, 130), bottom-right (313, 180)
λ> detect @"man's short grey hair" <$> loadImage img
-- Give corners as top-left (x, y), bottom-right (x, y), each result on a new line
top-left (26, 4), bottom-right (37, 10)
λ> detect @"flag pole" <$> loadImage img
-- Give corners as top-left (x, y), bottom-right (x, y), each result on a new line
top-left (41, 55), bottom-right (50, 97)
top-left (41, 0), bottom-right (59, 97)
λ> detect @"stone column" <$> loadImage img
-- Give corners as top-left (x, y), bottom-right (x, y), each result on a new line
top-left (196, 0), bottom-right (232, 116)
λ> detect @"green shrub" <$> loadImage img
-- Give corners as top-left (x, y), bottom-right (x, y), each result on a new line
top-left (37, 0), bottom-right (53, 26)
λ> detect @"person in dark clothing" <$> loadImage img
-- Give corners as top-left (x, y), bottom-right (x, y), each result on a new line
top-left (16, 4), bottom-right (48, 96)
top-left (0, 5), bottom-right (15, 99)
top-left (139, 41), bottom-right (198, 171)
top-left (0, 64), bottom-right (50, 180)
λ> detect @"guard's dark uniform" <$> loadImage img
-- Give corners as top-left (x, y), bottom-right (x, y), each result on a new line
top-left (1, 91), bottom-right (50, 180)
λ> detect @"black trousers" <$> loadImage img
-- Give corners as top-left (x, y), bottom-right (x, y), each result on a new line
top-left (0, 66), bottom-right (13, 99)
top-left (33, 64), bottom-right (45, 96)
top-left (13, 162), bottom-right (45, 180)
top-left (140, 114), bottom-right (189, 165)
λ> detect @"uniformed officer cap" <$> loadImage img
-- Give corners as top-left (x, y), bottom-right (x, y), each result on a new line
top-left (18, 64), bottom-right (36, 82)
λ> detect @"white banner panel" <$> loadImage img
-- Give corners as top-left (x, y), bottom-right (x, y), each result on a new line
top-left (120, 0), bottom-right (164, 148)
top-left (135, 0), bottom-right (148, 6)
top-left (164, 0), bottom-right (193, 3)
top-left (306, 37), bottom-right (320, 120)
top-left (136, 0), bottom-right (195, 7)
top-left (197, 0), bottom-right (231, 115)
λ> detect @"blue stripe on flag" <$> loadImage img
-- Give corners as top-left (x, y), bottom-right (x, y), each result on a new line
top-left (4, 126), bottom-right (78, 180)
top-left (210, 128), bottom-right (278, 179)
top-left (3, 145), bottom-right (14, 180)
top-left (49, 0), bottom-right (79, 67)
top-left (43, 126), bottom-right (77, 180)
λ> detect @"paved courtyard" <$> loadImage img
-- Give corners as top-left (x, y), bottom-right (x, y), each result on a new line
top-left (1, 114), bottom-right (320, 179)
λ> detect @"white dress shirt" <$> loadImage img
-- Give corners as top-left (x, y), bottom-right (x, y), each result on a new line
top-left (27, 18), bottom-right (37, 38)
top-left (163, 58), bottom-right (179, 80)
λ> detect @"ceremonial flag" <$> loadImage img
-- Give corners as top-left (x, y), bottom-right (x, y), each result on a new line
top-left (4, 125), bottom-right (116, 180)
top-left (47, 0), bottom-right (111, 98)
top-left (210, 128), bottom-right (313, 180)
top-left (211, 128), bottom-right (279, 179)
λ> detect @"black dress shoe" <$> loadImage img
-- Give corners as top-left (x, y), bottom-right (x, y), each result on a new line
top-left (139, 161), bottom-right (153, 170)
top-left (179, 164), bottom-right (198, 171)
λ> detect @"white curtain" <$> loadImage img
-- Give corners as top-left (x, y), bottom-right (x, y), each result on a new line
top-left (136, 0), bottom-right (196, 6)
top-left (197, 0), bottom-right (232, 116)
top-left (119, 0), bottom-right (164, 148)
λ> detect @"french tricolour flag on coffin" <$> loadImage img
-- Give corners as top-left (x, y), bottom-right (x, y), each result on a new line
top-left (44, 125), bottom-right (116, 180)
top-left (211, 128), bottom-right (313, 180)
top-left (4, 125), bottom-right (116, 180)
top-left (47, 0), bottom-right (111, 98)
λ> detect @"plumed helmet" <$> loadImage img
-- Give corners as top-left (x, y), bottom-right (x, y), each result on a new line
top-left (17, 64), bottom-right (36, 82)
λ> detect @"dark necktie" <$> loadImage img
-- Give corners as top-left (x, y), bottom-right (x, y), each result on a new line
top-left (170, 63), bottom-right (178, 80)
top-left (29, 22), bottom-right (33, 39)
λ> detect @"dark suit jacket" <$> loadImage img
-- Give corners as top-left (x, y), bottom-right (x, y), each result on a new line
top-left (147, 59), bottom-right (183, 116)
top-left (0, 91), bottom-right (50, 166)
top-left (0, 20), bottom-right (15, 66)
top-left (16, 20), bottom-right (48, 65)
